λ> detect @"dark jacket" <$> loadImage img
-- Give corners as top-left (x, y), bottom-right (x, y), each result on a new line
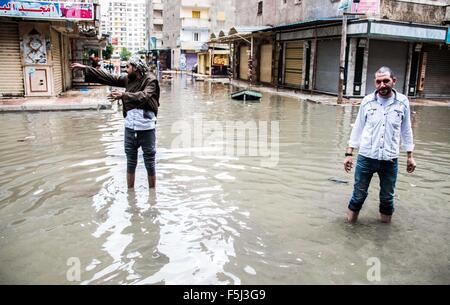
top-left (84, 67), bottom-right (160, 118)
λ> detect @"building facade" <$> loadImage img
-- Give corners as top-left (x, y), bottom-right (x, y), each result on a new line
top-left (164, 0), bottom-right (235, 71)
top-left (0, 0), bottom-right (104, 98)
top-left (225, 0), bottom-right (450, 98)
top-left (104, 0), bottom-right (147, 55)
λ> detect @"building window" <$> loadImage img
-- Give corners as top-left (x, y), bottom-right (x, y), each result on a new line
top-left (194, 32), bottom-right (199, 41)
top-left (192, 10), bottom-right (200, 19)
top-left (257, 1), bottom-right (263, 16)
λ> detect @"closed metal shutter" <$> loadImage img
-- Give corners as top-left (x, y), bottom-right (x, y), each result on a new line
top-left (51, 29), bottom-right (63, 95)
top-left (315, 39), bottom-right (340, 93)
top-left (259, 44), bottom-right (272, 83)
top-left (0, 22), bottom-right (24, 97)
top-left (283, 41), bottom-right (303, 87)
top-left (366, 40), bottom-right (408, 95)
top-left (422, 44), bottom-right (450, 97)
top-left (239, 45), bottom-right (249, 80)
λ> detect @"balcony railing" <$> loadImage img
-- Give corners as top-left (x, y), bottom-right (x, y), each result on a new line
top-left (153, 3), bottom-right (163, 10)
top-left (153, 17), bottom-right (163, 25)
top-left (180, 40), bottom-right (205, 50)
top-left (181, 0), bottom-right (211, 8)
top-left (181, 17), bottom-right (210, 29)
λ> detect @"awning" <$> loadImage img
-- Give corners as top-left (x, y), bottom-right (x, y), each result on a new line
top-left (208, 26), bottom-right (271, 44)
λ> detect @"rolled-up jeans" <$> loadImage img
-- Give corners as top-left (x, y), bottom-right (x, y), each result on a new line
top-left (124, 127), bottom-right (156, 176)
top-left (348, 154), bottom-right (398, 215)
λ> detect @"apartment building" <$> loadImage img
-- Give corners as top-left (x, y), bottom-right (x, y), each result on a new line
top-left (164, 0), bottom-right (235, 70)
top-left (105, 0), bottom-right (147, 55)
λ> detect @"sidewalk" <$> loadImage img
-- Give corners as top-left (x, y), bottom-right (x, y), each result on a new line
top-left (0, 86), bottom-right (112, 112)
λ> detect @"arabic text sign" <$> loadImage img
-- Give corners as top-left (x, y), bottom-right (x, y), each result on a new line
top-left (0, 1), bottom-right (93, 20)
top-left (351, 0), bottom-right (380, 15)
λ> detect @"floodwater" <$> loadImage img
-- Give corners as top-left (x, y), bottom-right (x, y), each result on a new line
top-left (0, 74), bottom-right (449, 284)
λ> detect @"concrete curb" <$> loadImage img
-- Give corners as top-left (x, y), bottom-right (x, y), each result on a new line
top-left (0, 103), bottom-right (112, 112)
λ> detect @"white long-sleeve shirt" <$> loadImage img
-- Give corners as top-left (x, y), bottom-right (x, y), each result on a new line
top-left (348, 89), bottom-right (414, 160)
top-left (124, 109), bottom-right (156, 130)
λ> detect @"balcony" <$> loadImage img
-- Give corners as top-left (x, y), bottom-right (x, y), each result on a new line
top-left (151, 32), bottom-right (163, 39)
top-left (153, 17), bottom-right (163, 25)
top-left (181, 0), bottom-right (211, 8)
top-left (181, 17), bottom-right (210, 29)
top-left (180, 40), bottom-right (205, 51)
top-left (153, 3), bottom-right (163, 10)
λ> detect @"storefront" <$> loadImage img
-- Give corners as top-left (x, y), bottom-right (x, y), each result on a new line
top-left (259, 43), bottom-right (273, 84)
top-left (282, 41), bottom-right (304, 88)
top-left (0, 21), bottom-right (24, 97)
top-left (365, 40), bottom-right (408, 94)
top-left (420, 44), bottom-right (450, 98)
top-left (0, 1), bottom-right (97, 97)
top-left (196, 48), bottom-right (230, 76)
top-left (315, 39), bottom-right (340, 94)
top-left (239, 45), bottom-right (249, 81)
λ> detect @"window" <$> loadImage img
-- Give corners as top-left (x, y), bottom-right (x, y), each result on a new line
top-left (257, 1), bottom-right (263, 16)
top-left (192, 10), bottom-right (200, 19)
top-left (194, 32), bottom-right (199, 41)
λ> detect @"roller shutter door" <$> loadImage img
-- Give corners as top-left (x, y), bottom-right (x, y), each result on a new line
top-left (366, 40), bottom-right (408, 95)
top-left (0, 22), bottom-right (24, 97)
top-left (259, 44), bottom-right (272, 83)
top-left (315, 39), bottom-right (340, 93)
top-left (422, 44), bottom-right (450, 97)
top-left (239, 45), bottom-right (249, 80)
top-left (283, 41), bottom-right (303, 87)
top-left (51, 29), bottom-right (63, 95)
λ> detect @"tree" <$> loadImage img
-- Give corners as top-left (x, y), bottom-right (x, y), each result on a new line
top-left (103, 44), bottom-right (114, 60)
top-left (120, 47), bottom-right (132, 61)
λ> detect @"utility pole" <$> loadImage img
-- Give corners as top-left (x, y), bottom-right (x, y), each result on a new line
top-left (337, 13), bottom-right (348, 104)
top-left (337, 0), bottom-right (364, 104)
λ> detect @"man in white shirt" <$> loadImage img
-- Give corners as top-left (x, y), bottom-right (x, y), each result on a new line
top-left (344, 66), bottom-right (416, 223)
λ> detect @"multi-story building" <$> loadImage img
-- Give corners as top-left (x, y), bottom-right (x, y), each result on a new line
top-left (147, 0), bottom-right (164, 50)
top-left (164, 0), bottom-right (235, 70)
top-left (104, 0), bottom-right (147, 55)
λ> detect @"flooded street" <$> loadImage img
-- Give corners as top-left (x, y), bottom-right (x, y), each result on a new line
top-left (0, 75), bottom-right (449, 284)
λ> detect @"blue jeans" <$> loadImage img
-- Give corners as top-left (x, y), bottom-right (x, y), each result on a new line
top-left (348, 155), bottom-right (398, 215)
top-left (124, 128), bottom-right (156, 176)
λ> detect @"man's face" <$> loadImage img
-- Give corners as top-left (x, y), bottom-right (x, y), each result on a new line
top-left (126, 63), bottom-right (138, 81)
top-left (375, 72), bottom-right (396, 97)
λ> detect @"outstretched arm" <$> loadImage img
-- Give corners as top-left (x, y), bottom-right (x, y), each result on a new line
top-left (70, 63), bottom-right (127, 87)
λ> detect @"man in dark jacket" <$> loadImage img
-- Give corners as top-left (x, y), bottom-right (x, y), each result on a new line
top-left (71, 56), bottom-right (160, 189)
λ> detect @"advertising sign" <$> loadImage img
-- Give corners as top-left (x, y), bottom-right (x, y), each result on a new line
top-left (351, 0), bottom-right (380, 15)
top-left (0, 1), bottom-right (94, 20)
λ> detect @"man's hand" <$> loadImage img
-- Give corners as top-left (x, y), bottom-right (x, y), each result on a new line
top-left (110, 89), bottom-right (123, 100)
top-left (407, 157), bottom-right (416, 173)
top-left (344, 156), bottom-right (353, 173)
top-left (70, 63), bottom-right (87, 70)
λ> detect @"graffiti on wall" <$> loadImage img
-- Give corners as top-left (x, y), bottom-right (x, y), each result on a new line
top-left (23, 29), bottom-right (47, 64)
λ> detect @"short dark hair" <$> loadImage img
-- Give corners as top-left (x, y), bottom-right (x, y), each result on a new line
top-left (375, 66), bottom-right (395, 79)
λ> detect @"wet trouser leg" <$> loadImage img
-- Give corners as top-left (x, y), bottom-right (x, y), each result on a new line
top-left (125, 128), bottom-right (138, 188)
top-left (378, 159), bottom-right (398, 216)
top-left (139, 129), bottom-right (156, 177)
top-left (348, 155), bottom-right (375, 213)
